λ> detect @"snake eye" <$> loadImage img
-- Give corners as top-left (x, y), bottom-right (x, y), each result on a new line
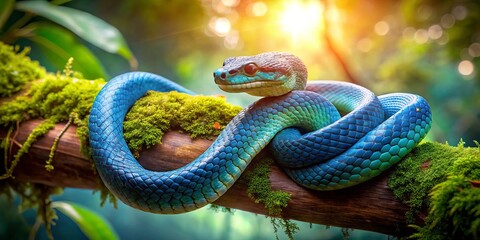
top-left (244, 63), bottom-right (258, 76)
top-left (222, 62), bottom-right (226, 66)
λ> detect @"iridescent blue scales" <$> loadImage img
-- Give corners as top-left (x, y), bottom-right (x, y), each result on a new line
top-left (270, 81), bottom-right (385, 168)
top-left (283, 92), bottom-right (431, 190)
top-left (89, 52), bottom-right (432, 214)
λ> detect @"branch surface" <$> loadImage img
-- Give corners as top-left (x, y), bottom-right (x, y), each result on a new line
top-left (1, 120), bottom-right (416, 236)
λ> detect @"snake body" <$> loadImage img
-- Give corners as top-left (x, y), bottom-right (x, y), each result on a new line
top-left (89, 52), bottom-right (432, 213)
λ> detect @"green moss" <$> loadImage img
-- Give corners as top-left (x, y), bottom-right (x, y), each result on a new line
top-left (46, 116), bottom-right (74, 172)
top-left (388, 141), bottom-right (480, 239)
top-left (245, 157), bottom-right (298, 240)
top-left (0, 74), bottom-right (103, 126)
top-left (0, 72), bottom-right (104, 178)
top-left (246, 157), bottom-right (290, 216)
top-left (124, 91), bottom-right (242, 157)
top-left (0, 41), bottom-right (46, 97)
top-left (0, 57), bottom-right (107, 238)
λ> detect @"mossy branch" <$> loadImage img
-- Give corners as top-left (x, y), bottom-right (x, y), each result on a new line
top-left (1, 75), bottom-right (478, 238)
top-left (1, 41), bottom-right (479, 239)
top-left (0, 119), bottom-right (429, 237)
top-left (3, 119), bottom-right (479, 239)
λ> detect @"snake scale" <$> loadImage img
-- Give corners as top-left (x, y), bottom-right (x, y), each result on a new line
top-left (89, 52), bottom-right (432, 213)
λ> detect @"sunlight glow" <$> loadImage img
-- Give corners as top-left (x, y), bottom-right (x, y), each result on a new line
top-left (468, 42), bottom-right (480, 57)
top-left (427, 24), bottom-right (443, 39)
top-left (250, 1), bottom-right (268, 17)
top-left (374, 21), bottom-right (390, 36)
top-left (221, 0), bottom-right (240, 7)
top-left (224, 30), bottom-right (241, 49)
top-left (458, 60), bottom-right (474, 76)
top-left (452, 5), bottom-right (467, 20)
top-left (441, 14), bottom-right (455, 28)
top-left (278, 1), bottom-right (324, 42)
top-left (210, 17), bottom-right (231, 36)
top-left (357, 38), bottom-right (373, 52)
top-left (414, 29), bottom-right (429, 44)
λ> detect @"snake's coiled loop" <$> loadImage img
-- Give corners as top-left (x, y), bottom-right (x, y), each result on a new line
top-left (89, 71), bottom-right (432, 214)
top-left (284, 92), bottom-right (431, 190)
top-left (271, 81), bottom-right (385, 168)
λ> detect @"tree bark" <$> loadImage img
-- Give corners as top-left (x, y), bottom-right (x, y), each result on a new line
top-left (0, 120), bottom-right (418, 236)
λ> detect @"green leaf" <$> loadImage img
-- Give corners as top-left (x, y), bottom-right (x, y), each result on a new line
top-left (0, 0), bottom-right (15, 30)
top-left (25, 23), bottom-right (107, 79)
top-left (15, 0), bottom-right (136, 68)
top-left (52, 201), bottom-right (119, 240)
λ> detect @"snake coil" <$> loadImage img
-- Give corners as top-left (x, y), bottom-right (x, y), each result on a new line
top-left (89, 52), bottom-right (432, 213)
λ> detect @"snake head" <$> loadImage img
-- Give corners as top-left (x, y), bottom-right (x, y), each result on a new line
top-left (214, 52), bottom-right (308, 96)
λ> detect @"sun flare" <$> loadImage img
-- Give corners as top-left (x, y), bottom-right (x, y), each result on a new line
top-left (278, 1), bottom-right (324, 42)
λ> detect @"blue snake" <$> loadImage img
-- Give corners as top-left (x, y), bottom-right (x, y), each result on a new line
top-left (89, 52), bottom-right (432, 213)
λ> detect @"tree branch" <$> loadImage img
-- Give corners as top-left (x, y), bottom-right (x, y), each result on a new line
top-left (0, 120), bottom-right (419, 236)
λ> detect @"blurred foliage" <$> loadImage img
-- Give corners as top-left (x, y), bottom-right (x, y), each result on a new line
top-left (51, 201), bottom-right (119, 240)
top-left (0, 0), bottom-right (136, 79)
top-left (0, 181), bottom-right (63, 240)
top-left (0, 197), bottom-right (30, 239)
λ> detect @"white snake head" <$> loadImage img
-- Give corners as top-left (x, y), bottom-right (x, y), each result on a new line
top-left (214, 52), bottom-right (308, 97)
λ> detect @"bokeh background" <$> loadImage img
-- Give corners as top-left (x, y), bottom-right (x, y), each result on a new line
top-left (1, 0), bottom-right (479, 239)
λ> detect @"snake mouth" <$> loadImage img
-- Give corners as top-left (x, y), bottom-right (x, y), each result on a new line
top-left (216, 80), bottom-right (283, 93)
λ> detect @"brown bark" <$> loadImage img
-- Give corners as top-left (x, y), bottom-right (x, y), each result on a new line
top-left (0, 120), bottom-right (416, 236)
